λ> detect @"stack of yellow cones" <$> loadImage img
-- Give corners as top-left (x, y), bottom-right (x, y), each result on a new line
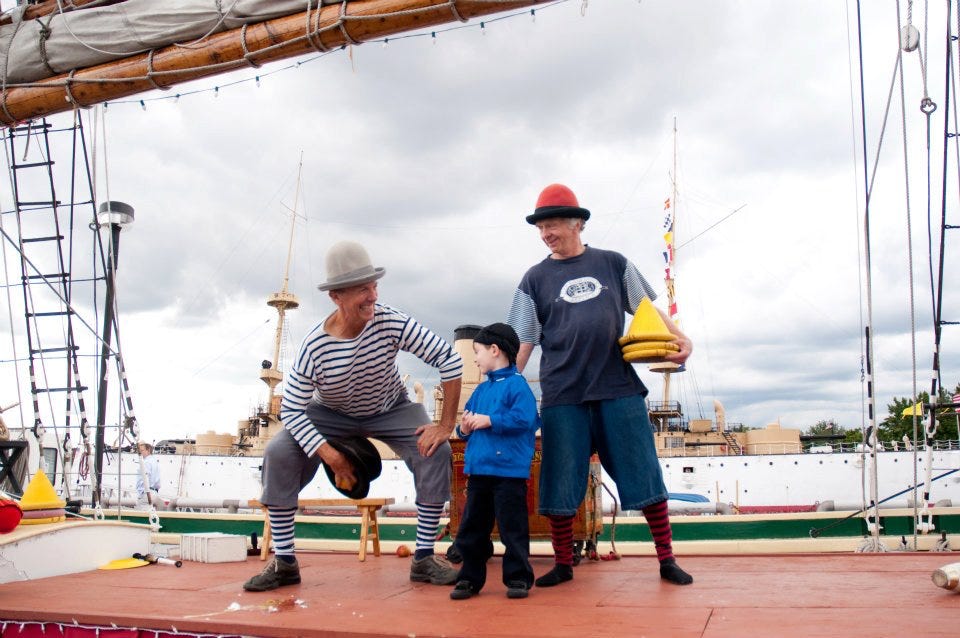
top-left (18, 468), bottom-right (66, 525)
top-left (619, 298), bottom-right (680, 363)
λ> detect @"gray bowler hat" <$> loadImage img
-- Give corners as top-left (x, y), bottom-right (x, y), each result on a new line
top-left (317, 240), bottom-right (386, 291)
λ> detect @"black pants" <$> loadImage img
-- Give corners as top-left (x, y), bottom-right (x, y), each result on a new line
top-left (455, 475), bottom-right (534, 590)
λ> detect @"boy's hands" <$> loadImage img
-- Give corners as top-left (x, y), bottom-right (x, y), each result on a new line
top-left (461, 410), bottom-right (492, 434)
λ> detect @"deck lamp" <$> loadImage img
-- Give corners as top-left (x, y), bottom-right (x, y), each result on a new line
top-left (97, 200), bottom-right (135, 226)
top-left (93, 200), bottom-right (135, 507)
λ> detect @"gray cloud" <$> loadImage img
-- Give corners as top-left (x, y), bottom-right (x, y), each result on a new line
top-left (1, 1), bottom-right (957, 442)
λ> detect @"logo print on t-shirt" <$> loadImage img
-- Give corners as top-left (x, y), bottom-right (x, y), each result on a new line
top-left (557, 277), bottom-right (604, 303)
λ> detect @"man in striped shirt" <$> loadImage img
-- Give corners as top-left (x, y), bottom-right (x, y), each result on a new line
top-left (507, 184), bottom-right (694, 587)
top-left (244, 240), bottom-right (463, 592)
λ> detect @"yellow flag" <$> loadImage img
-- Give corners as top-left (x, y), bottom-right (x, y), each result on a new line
top-left (901, 402), bottom-right (924, 417)
top-left (663, 231), bottom-right (673, 245)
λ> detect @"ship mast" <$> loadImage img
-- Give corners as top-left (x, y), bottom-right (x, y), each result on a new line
top-left (649, 118), bottom-right (684, 425)
top-left (260, 157), bottom-right (303, 413)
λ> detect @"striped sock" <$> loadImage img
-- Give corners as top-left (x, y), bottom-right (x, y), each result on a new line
top-left (268, 506), bottom-right (298, 561)
top-left (642, 499), bottom-right (674, 562)
top-left (414, 502), bottom-right (444, 559)
top-left (534, 515), bottom-right (576, 587)
top-left (548, 514), bottom-right (575, 566)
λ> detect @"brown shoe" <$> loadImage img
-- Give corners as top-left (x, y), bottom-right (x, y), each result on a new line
top-left (243, 557), bottom-right (301, 592)
top-left (410, 554), bottom-right (458, 585)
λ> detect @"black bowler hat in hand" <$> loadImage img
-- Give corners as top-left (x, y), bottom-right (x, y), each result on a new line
top-left (321, 436), bottom-right (383, 499)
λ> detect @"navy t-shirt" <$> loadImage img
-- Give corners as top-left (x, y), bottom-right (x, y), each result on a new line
top-left (507, 246), bottom-right (657, 408)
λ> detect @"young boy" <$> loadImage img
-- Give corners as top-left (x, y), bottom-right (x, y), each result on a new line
top-left (450, 322), bottom-right (541, 600)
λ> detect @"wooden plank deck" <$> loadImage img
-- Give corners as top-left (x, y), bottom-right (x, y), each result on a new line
top-left (0, 551), bottom-right (957, 637)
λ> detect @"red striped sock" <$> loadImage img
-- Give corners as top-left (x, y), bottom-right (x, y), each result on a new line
top-left (547, 514), bottom-right (575, 566)
top-left (642, 500), bottom-right (675, 563)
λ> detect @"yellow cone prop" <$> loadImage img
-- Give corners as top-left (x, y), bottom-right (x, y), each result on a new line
top-left (18, 469), bottom-right (66, 525)
top-left (620, 298), bottom-right (677, 364)
top-left (624, 348), bottom-right (680, 363)
top-left (618, 332), bottom-right (677, 346)
top-left (622, 341), bottom-right (680, 355)
top-left (622, 298), bottom-right (674, 340)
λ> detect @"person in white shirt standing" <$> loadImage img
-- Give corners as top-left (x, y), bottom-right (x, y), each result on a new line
top-left (135, 442), bottom-right (161, 509)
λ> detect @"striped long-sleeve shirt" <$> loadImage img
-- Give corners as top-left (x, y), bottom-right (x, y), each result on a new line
top-left (280, 303), bottom-right (463, 457)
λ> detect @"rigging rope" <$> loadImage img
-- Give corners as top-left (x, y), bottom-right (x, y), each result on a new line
top-left (853, 0), bottom-right (885, 550)
top-left (0, 132), bottom-right (26, 434)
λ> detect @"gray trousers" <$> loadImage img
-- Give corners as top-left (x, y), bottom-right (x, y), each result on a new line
top-left (260, 397), bottom-right (452, 507)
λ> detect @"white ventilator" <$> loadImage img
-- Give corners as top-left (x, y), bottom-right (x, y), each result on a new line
top-left (931, 562), bottom-right (960, 592)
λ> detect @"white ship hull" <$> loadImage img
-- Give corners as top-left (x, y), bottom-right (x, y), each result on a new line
top-left (71, 447), bottom-right (960, 513)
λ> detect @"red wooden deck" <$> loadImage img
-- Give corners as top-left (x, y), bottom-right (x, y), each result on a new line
top-left (0, 552), bottom-right (957, 638)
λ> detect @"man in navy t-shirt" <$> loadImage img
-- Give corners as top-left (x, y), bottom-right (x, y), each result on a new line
top-left (507, 183), bottom-right (694, 587)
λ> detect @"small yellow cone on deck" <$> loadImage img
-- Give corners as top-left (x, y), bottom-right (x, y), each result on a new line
top-left (19, 469), bottom-right (65, 510)
top-left (18, 469), bottom-right (66, 525)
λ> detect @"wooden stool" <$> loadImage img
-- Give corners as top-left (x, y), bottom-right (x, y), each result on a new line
top-left (250, 497), bottom-right (395, 562)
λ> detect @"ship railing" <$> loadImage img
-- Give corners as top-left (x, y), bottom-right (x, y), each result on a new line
top-left (804, 440), bottom-right (960, 453)
top-left (648, 400), bottom-right (682, 413)
top-left (661, 439), bottom-right (960, 456)
top-left (659, 442), bottom-right (802, 457)
top-left (817, 497), bottom-right (954, 511)
top-left (82, 493), bottom-right (420, 515)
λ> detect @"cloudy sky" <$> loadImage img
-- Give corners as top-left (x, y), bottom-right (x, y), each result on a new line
top-left (1, 0), bottom-right (958, 447)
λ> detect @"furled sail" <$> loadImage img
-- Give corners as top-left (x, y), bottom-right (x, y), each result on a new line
top-left (0, 0), bottom-right (126, 26)
top-left (0, 0), bottom-right (547, 125)
top-left (0, 1), bottom-right (352, 85)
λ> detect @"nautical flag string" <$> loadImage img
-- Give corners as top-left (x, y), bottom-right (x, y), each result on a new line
top-left (662, 194), bottom-right (678, 321)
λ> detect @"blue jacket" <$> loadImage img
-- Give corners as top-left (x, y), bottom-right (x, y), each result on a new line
top-left (456, 365), bottom-right (540, 479)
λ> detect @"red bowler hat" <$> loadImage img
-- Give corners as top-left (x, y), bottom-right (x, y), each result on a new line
top-left (525, 183), bottom-right (591, 225)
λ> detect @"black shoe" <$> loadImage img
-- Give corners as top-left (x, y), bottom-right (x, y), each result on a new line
top-left (445, 544), bottom-right (463, 564)
top-left (534, 564), bottom-right (573, 587)
top-left (659, 558), bottom-right (693, 585)
top-left (506, 581), bottom-right (529, 599)
top-left (450, 580), bottom-right (477, 600)
top-left (243, 557), bottom-right (301, 592)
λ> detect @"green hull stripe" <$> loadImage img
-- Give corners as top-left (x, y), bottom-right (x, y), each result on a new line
top-left (103, 511), bottom-right (960, 542)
